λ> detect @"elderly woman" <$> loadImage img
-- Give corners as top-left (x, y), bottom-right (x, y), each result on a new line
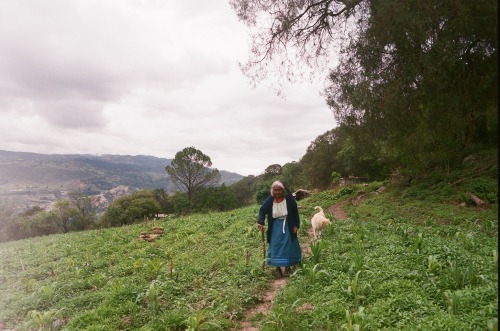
top-left (258, 180), bottom-right (302, 277)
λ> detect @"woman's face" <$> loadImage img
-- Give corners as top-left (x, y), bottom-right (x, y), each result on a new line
top-left (272, 186), bottom-right (284, 198)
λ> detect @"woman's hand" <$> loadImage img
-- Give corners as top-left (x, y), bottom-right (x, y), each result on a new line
top-left (257, 224), bottom-right (263, 231)
top-left (292, 226), bottom-right (298, 234)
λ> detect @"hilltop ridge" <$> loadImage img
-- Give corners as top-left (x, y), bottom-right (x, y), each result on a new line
top-left (0, 150), bottom-right (243, 213)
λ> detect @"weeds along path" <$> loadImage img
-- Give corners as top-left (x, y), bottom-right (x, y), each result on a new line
top-left (237, 276), bottom-right (288, 331)
top-left (236, 201), bottom-right (348, 330)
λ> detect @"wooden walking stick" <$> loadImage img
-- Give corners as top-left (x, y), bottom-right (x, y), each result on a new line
top-left (261, 226), bottom-right (266, 271)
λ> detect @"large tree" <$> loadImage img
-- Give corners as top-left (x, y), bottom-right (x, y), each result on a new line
top-left (231, 0), bottom-right (498, 175)
top-left (165, 147), bottom-right (221, 202)
top-left (230, 0), bottom-right (359, 84)
top-left (67, 191), bottom-right (97, 231)
top-left (52, 200), bottom-right (79, 233)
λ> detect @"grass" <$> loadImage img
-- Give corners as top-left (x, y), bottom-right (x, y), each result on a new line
top-left (0, 181), bottom-right (497, 330)
top-left (0, 208), bottom-right (271, 330)
top-left (260, 183), bottom-right (498, 331)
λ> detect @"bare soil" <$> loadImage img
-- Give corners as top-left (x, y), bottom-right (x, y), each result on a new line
top-left (328, 200), bottom-right (349, 220)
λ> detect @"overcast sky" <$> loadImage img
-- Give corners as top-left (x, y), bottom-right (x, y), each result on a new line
top-left (0, 0), bottom-right (335, 176)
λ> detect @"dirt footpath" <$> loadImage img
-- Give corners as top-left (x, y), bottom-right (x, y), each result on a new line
top-left (328, 200), bottom-right (349, 220)
top-left (235, 201), bottom-right (347, 330)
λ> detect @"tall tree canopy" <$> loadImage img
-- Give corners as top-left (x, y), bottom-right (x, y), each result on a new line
top-left (301, 125), bottom-right (388, 188)
top-left (231, 0), bottom-right (498, 175)
top-left (165, 147), bottom-right (221, 201)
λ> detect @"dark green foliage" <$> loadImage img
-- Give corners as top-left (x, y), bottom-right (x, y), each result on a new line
top-left (255, 179), bottom-right (274, 204)
top-left (229, 163), bottom-right (306, 206)
top-left (326, 0), bottom-right (498, 175)
top-left (300, 129), bottom-right (341, 189)
top-left (465, 177), bottom-right (498, 203)
top-left (193, 184), bottom-right (239, 212)
top-left (300, 126), bottom-right (388, 189)
top-left (401, 171), bottom-right (499, 206)
top-left (229, 175), bottom-right (259, 206)
top-left (281, 161), bottom-right (309, 192)
top-left (228, 163), bottom-right (306, 207)
top-left (231, 0), bottom-right (497, 180)
top-left (152, 189), bottom-right (171, 214)
top-left (101, 189), bottom-right (161, 227)
top-left (168, 192), bottom-right (191, 215)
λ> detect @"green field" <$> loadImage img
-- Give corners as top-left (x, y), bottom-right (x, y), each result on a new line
top-left (0, 184), bottom-right (497, 330)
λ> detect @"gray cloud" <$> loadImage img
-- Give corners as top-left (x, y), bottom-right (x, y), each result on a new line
top-left (38, 101), bottom-right (107, 129)
top-left (0, 0), bottom-right (335, 176)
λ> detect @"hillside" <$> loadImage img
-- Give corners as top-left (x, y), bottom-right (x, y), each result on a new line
top-left (0, 183), bottom-right (496, 330)
top-left (0, 150), bottom-right (243, 213)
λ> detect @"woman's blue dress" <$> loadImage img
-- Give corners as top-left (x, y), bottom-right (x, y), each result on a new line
top-left (267, 218), bottom-right (302, 267)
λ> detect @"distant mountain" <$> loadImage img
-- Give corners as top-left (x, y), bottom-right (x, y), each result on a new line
top-left (0, 150), bottom-right (243, 213)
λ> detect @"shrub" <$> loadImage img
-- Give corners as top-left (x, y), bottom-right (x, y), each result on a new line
top-left (466, 177), bottom-right (498, 203)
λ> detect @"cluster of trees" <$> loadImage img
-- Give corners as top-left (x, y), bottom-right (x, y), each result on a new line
top-left (0, 144), bottom-right (327, 242)
top-left (0, 147), bottom-right (240, 242)
top-left (231, 0), bottom-right (497, 179)
top-left (0, 185), bottom-right (241, 243)
top-left (300, 125), bottom-right (389, 189)
top-left (1, 130), bottom-right (496, 243)
top-left (0, 191), bottom-right (97, 242)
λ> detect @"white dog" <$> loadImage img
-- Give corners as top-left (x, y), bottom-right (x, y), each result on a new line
top-left (311, 206), bottom-right (332, 239)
